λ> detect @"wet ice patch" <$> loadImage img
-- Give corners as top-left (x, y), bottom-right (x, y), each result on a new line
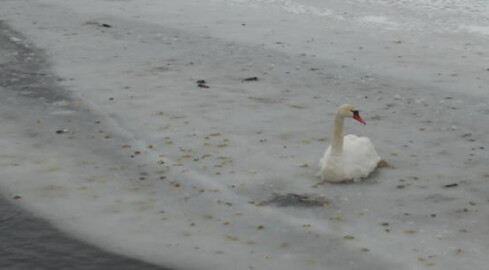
top-left (261, 193), bottom-right (332, 207)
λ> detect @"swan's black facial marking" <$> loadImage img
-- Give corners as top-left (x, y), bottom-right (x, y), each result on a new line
top-left (351, 109), bottom-right (366, 125)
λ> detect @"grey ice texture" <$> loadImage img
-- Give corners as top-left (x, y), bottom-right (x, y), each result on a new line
top-left (0, 1), bottom-right (488, 270)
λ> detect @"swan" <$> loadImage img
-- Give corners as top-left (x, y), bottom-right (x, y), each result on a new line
top-left (318, 104), bottom-right (381, 182)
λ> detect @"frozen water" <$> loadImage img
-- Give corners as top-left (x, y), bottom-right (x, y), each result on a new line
top-left (0, 0), bottom-right (488, 269)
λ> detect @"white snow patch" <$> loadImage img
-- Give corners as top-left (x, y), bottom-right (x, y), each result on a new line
top-left (459, 25), bottom-right (489, 37)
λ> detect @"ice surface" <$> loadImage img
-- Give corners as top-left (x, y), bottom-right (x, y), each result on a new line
top-left (0, 0), bottom-right (488, 269)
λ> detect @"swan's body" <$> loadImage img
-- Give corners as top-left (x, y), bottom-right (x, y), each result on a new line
top-left (318, 104), bottom-right (380, 182)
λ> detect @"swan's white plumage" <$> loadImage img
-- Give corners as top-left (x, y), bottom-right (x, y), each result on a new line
top-left (318, 134), bottom-right (380, 182)
top-left (317, 104), bottom-right (381, 182)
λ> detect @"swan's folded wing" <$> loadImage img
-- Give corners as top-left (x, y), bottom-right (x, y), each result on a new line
top-left (343, 135), bottom-right (381, 179)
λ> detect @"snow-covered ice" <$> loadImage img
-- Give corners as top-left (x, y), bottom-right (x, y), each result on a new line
top-left (0, 0), bottom-right (488, 269)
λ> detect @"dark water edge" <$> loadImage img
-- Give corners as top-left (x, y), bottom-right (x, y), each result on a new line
top-left (0, 21), bottom-right (173, 270)
top-left (0, 195), bottom-right (171, 270)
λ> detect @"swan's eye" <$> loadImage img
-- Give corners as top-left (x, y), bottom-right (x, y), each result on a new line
top-left (351, 110), bottom-right (359, 115)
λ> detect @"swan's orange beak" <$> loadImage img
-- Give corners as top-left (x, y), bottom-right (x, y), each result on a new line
top-left (353, 112), bottom-right (366, 125)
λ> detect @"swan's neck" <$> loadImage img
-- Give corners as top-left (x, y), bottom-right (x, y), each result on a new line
top-left (331, 113), bottom-right (344, 155)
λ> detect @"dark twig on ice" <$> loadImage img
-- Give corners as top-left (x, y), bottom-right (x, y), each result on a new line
top-left (242, 76), bottom-right (259, 82)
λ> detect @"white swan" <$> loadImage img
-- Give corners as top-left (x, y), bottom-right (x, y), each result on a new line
top-left (318, 104), bottom-right (381, 182)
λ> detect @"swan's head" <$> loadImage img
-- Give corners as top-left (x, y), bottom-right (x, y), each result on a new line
top-left (337, 104), bottom-right (366, 125)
